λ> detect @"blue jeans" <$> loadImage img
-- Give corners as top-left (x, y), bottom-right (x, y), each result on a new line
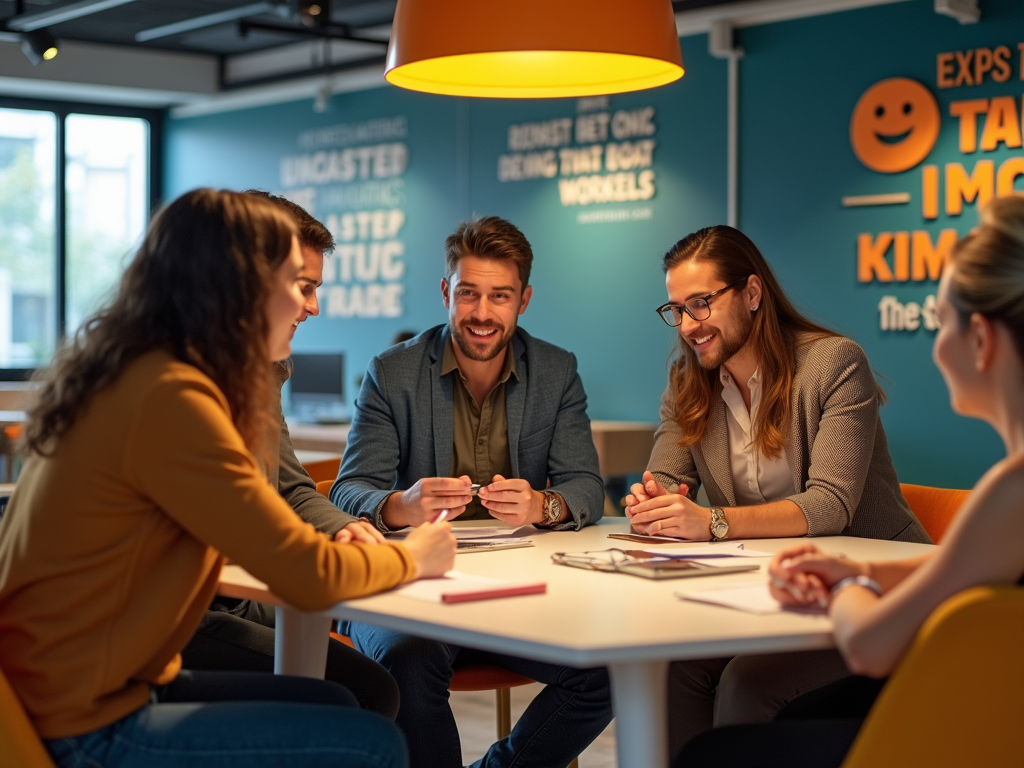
top-left (347, 623), bottom-right (612, 768)
top-left (45, 670), bottom-right (407, 768)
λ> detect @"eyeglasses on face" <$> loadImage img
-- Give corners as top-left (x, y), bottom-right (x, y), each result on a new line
top-left (655, 277), bottom-right (751, 327)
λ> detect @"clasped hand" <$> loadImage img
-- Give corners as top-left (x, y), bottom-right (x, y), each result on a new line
top-left (767, 543), bottom-right (868, 609)
top-left (383, 474), bottom-right (544, 528)
top-left (624, 470), bottom-right (707, 539)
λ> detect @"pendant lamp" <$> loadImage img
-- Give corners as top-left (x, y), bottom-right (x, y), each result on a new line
top-left (384, 0), bottom-right (683, 99)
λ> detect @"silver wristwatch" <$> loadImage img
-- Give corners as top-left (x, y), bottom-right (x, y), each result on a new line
top-left (538, 491), bottom-right (563, 528)
top-left (709, 506), bottom-right (729, 540)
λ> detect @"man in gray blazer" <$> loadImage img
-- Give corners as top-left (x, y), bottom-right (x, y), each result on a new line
top-left (332, 216), bottom-right (610, 768)
top-left (623, 225), bottom-right (930, 762)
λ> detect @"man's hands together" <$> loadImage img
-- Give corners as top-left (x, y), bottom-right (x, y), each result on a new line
top-left (478, 474), bottom-right (546, 526)
top-left (382, 476), bottom-right (475, 529)
top-left (624, 470), bottom-right (709, 539)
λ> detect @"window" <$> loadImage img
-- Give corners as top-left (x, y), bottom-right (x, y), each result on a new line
top-left (0, 99), bottom-right (161, 378)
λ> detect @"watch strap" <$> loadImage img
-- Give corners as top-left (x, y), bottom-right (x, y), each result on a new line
top-left (831, 575), bottom-right (883, 598)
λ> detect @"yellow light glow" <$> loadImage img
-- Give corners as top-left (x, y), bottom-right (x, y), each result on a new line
top-left (385, 51), bottom-right (683, 98)
top-left (42, 47), bottom-right (58, 60)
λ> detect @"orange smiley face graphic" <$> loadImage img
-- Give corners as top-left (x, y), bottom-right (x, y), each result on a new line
top-left (850, 78), bottom-right (940, 173)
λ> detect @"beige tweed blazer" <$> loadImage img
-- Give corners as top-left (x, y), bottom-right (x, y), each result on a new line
top-left (649, 335), bottom-right (931, 543)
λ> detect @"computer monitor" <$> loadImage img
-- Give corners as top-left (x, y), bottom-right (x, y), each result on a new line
top-left (289, 353), bottom-right (347, 423)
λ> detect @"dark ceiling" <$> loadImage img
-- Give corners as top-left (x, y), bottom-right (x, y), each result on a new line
top-left (0, 0), bottom-right (757, 57)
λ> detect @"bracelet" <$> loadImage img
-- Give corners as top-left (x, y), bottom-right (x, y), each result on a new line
top-left (831, 575), bottom-right (883, 598)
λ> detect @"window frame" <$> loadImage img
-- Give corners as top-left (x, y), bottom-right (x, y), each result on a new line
top-left (0, 96), bottom-right (163, 381)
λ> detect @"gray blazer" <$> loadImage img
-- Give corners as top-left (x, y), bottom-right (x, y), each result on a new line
top-left (649, 335), bottom-right (931, 543)
top-left (270, 361), bottom-right (358, 537)
top-left (331, 324), bottom-right (605, 530)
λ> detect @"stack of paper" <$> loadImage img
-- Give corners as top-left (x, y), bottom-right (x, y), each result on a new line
top-left (387, 525), bottom-right (536, 553)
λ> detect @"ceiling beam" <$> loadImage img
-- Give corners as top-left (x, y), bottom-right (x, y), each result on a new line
top-left (7, 0), bottom-right (142, 32)
top-left (135, 2), bottom-right (283, 42)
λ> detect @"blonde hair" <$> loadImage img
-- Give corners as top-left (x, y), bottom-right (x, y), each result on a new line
top-left (949, 197), bottom-right (1024, 360)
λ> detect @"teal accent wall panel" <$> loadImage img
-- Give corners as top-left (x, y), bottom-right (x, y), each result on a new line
top-left (737, 0), bottom-right (1023, 487)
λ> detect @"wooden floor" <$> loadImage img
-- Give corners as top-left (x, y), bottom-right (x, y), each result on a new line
top-left (450, 683), bottom-right (617, 767)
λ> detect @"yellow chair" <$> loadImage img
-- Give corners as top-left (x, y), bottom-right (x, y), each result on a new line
top-left (841, 585), bottom-right (1024, 768)
top-left (317, 481), bottom-right (579, 766)
top-left (899, 482), bottom-right (970, 543)
top-left (0, 665), bottom-right (57, 768)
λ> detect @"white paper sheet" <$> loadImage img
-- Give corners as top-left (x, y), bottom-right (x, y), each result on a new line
top-left (675, 584), bottom-right (783, 614)
top-left (643, 543), bottom-right (774, 559)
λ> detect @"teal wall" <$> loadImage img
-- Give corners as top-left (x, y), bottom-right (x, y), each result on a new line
top-left (164, 0), bottom-right (1024, 489)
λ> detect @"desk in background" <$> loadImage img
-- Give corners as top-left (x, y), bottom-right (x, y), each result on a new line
top-left (219, 518), bottom-right (934, 768)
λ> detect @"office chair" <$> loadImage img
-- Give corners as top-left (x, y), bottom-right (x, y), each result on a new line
top-left (0, 665), bottom-right (57, 768)
top-left (841, 585), bottom-right (1024, 768)
top-left (898, 482), bottom-right (970, 543)
top-left (301, 457), bottom-right (342, 484)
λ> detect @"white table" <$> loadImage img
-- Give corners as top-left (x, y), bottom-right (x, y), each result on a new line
top-left (218, 519), bottom-right (933, 768)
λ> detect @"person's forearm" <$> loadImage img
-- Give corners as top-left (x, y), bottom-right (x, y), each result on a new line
top-left (722, 499), bottom-right (808, 538)
top-left (864, 554), bottom-right (931, 592)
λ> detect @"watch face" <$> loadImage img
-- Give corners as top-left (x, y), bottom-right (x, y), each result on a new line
top-left (712, 521), bottom-right (729, 538)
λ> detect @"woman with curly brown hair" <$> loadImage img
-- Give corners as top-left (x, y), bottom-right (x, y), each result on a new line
top-left (0, 188), bottom-right (454, 768)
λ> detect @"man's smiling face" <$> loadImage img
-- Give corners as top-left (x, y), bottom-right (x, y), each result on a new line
top-left (291, 245), bottom-right (324, 340)
top-left (665, 258), bottom-right (754, 371)
top-left (442, 255), bottom-right (532, 362)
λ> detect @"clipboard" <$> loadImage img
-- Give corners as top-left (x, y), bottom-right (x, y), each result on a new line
top-left (551, 548), bottom-right (760, 580)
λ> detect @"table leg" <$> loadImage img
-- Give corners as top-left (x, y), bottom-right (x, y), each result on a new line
top-left (274, 606), bottom-right (331, 679)
top-left (609, 659), bottom-right (669, 768)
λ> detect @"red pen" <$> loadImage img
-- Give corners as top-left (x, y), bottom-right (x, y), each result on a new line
top-left (433, 509), bottom-right (449, 524)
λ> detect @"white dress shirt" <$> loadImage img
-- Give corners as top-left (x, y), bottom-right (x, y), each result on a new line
top-left (719, 367), bottom-right (796, 506)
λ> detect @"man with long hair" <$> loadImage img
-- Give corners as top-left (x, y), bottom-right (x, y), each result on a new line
top-left (332, 215), bottom-right (611, 768)
top-left (623, 225), bottom-right (930, 761)
top-left (179, 191), bottom-right (402, 719)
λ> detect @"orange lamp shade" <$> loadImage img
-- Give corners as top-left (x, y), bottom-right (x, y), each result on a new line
top-left (384, 0), bottom-right (684, 99)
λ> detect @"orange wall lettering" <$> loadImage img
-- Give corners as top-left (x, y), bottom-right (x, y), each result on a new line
top-left (922, 165), bottom-right (939, 219)
top-left (858, 233), bottom-right (894, 282)
top-left (949, 99), bottom-right (988, 152)
top-left (979, 96), bottom-right (1022, 151)
top-left (946, 160), bottom-right (994, 215)
top-left (996, 157), bottom-right (1024, 197)
top-left (912, 230), bottom-right (958, 281)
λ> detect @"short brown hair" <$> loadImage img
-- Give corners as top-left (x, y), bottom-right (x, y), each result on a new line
top-left (445, 216), bottom-right (533, 287)
top-left (244, 189), bottom-right (335, 254)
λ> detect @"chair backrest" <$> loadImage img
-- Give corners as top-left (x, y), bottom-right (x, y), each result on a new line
top-left (899, 482), bottom-right (970, 543)
top-left (302, 457), bottom-right (342, 484)
top-left (841, 585), bottom-right (1024, 768)
top-left (0, 666), bottom-right (57, 768)
top-left (316, 479), bottom-right (333, 498)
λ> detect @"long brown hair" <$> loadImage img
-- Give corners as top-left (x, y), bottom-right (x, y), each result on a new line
top-left (664, 226), bottom-right (836, 458)
top-left (24, 188), bottom-right (297, 464)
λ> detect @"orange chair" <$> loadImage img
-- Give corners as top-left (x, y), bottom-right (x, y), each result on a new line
top-left (316, 484), bottom-right (576, 764)
top-left (899, 483), bottom-right (970, 543)
top-left (0, 665), bottom-right (57, 768)
top-left (302, 457), bottom-right (342, 484)
top-left (841, 585), bottom-right (1024, 768)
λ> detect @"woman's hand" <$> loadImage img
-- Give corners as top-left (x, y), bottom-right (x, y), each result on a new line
top-left (768, 544), bottom-right (868, 608)
top-left (401, 518), bottom-right (457, 578)
top-left (334, 520), bottom-right (385, 545)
